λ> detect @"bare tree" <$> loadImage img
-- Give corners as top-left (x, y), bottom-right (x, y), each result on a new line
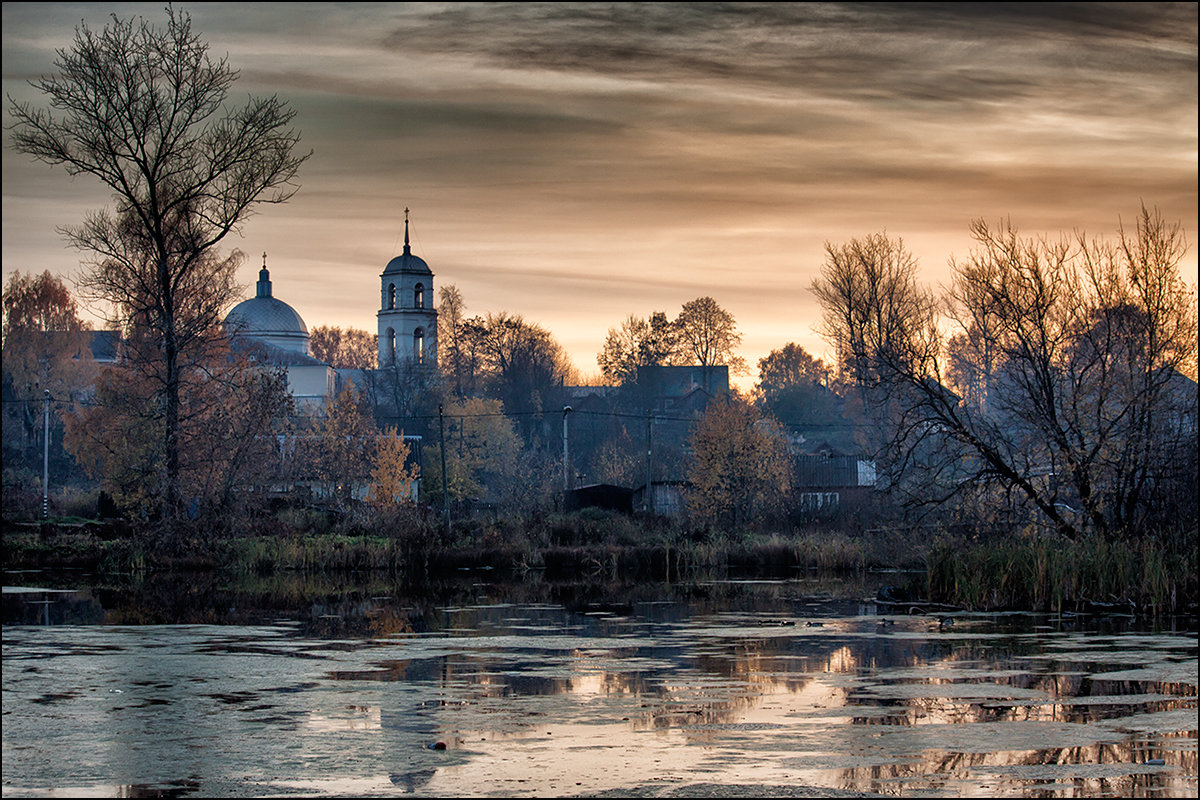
top-left (956, 208), bottom-right (1197, 540)
top-left (672, 296), bottom-right (747, 380)
top-left (811, 233), bottom-right (938, 388)
top-left (437, 285), bottom-right (475, 398)
top-left (812, 208), bottom-right (1197, 542)
top-left (8, 8), bottom-right (310, 524)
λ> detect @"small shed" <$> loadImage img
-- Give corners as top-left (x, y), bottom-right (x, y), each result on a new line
top-left (565, 484), bottom-right (634, 514)
top-left (632, 481), bottom-right (689, 517)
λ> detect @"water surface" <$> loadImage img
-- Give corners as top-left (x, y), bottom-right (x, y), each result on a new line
top-left (2, 573), bottom-right (1196, 797)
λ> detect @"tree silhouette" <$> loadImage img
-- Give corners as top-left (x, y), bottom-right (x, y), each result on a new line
top-left (9, 7), bottom-right (310, 528)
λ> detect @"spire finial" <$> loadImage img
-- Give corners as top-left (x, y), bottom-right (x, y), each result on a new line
top-left (256, 252), bottom-right (272, 298)
top-left (403, 208), bottom-right (411, 254)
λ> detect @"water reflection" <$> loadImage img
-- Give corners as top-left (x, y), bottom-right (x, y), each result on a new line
top-left (2, 571), bottom-right (1196, 798)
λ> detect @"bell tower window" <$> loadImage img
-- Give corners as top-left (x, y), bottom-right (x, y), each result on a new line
top-left (414, 327), bottom-right (425, 363)
top-left (388, 283), bottom-right (396, 310)
top-left (414, 283), bottom-right (424, 309)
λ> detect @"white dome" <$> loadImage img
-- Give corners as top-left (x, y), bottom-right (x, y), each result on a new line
top-left (224, 267), bottom-right (310, 354)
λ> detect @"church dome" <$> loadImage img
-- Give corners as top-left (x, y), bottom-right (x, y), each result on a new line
top-left (382, 250), bottom-right (432, 276)
top-left (224, 262), bottom-right (310, 355)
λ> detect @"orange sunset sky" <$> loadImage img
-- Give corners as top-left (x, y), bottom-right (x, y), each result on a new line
top-left (3, 2), bottom-right (1196, 387)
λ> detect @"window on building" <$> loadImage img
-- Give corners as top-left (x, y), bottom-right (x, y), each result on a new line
top-left (413, 327), bottom-right (425, 363)
top-left (799, 492), bottom-right (840, 513)
top-left (414, 283), bottom-right (424, 309)
top-left (388, 283), bottom-right (396, 310)
top-left (387, 328), bottom-right (396, 363)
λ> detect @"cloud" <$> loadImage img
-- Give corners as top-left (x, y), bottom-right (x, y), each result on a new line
top-left (3, 2), bottom-right (1195, 380)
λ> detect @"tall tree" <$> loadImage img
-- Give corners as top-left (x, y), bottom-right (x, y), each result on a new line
top-left (597, 311), bottom-right (677, 386)
top-left (756, 343), bottom-right (830, 392)
top-left (473, 312), bottom-right (573, 440)
top-left (811, 233), bottom-right (936, 389)
top-left (437, 285), bottom-right (477, 397)
top-left (672, 297), bottom-right (747, 375)
top-left (8, 7), bottom-right (310, 524)
top-left (1, 271), bottom-right (96, 483)
top-left (753, 343), bottom-right (842, 434)
top-left (1, 270), bottom-right (96, 398)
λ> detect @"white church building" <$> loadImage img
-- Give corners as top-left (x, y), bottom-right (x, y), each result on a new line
top-left (223, 212), bottom-right (439, 411)
top-left (224, 254), bottom-right (336, 410)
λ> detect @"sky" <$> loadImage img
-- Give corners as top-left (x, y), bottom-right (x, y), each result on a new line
top-left (3, 2), bottom-right (1196, 387)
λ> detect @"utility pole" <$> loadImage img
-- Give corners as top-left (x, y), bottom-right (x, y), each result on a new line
top-left (438, 404), bottom-right (450, 537)
top-left (42, 389), bottom-right (50, 520)
top-left (562, 406), bottom-right (572, 491)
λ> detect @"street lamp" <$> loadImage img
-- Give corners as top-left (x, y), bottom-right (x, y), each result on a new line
top-left (562, 406), bottom-right (572, 491)
top-left (42, 389), bottom-right (50, 520)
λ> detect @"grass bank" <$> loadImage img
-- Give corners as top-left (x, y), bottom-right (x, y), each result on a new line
top-left (2, 507), bottom-right (921, 579)
top-left (926, 530), bottom-right (1197, 616)
top-left (5, 509), bottom-right (1195, 617)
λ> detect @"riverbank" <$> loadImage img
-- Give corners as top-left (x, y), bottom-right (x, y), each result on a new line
top-left (2, 509), bottom-right (1195, 617)
top-left (0, 508), bottom-right (927, 575)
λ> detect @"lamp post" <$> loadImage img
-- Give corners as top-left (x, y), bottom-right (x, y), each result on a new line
top-left (562, 406), bottom-right (572, 491)
top-left (42, 389), bottom-right (50, 520)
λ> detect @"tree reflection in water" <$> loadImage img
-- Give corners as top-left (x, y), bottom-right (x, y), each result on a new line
top-left (2, 569), bottom-right (1195, 797)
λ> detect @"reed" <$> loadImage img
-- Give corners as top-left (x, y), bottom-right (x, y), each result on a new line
top-left (926, 531), bottom-right (1196, 613)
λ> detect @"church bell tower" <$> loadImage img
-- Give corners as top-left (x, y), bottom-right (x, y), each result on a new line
top-left (377, 209), bottom-right (438, 372)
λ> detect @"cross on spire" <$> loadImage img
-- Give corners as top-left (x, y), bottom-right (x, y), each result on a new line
top-left (403, 207), bottom-right (411, 253)
top-left (255, 252), bottom-right (272, 298)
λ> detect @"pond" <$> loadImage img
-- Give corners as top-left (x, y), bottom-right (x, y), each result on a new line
top-left (2, 570), bottom-right (1196, 798)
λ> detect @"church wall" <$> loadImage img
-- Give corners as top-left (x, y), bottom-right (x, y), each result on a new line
top-left (289, 365), bottom-right (336, 412)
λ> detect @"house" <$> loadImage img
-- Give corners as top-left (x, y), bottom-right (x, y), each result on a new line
top-left (635, 365), bottom-right (729, 416)
top-left (792, 442), bottom-right (877, 516)
top-left (86, 330), bottom-right (121, 364)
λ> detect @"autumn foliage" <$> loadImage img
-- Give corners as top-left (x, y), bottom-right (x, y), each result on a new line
top-left (368, 428), bottom-right (420, 505)
top-left (687, 396), bottom-right (792, 530)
